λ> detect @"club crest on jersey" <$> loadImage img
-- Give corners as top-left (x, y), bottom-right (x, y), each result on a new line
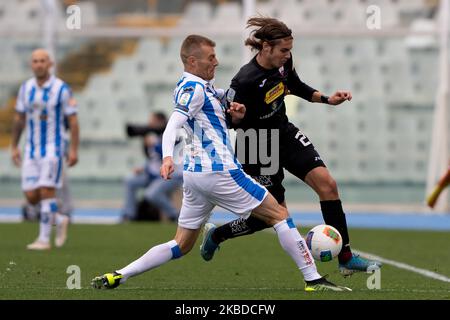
top-left (264, 82), bottom-right (285, 104)
top-left (183, 86), bottom-right (194, 93)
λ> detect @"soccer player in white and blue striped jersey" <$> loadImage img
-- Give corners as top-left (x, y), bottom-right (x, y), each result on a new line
top-left (11, 49), bottom-right (79, 250)
top-left (92, 35), bottom-right (349, 291)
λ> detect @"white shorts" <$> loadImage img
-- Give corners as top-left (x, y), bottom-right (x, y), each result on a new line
top-left (178, 169), bottom-right (269, 229)
top-left (21, 156), bottom-right (64, 191)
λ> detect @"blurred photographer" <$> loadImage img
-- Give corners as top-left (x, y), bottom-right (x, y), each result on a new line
top-left (122, 112), bottom-right (182, 222)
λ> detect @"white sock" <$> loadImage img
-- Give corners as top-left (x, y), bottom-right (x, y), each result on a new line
top-left (55, 213), bottom-right (66, 225)
top-left (38, 198), bottom-right (58, 244)
top-left (116, 240), bottom-right (182, 283)
top-left (273, 218), bottom-right (321, 281)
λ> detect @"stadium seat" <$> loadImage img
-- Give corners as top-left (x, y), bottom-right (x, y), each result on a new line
top-left (135, 39), bottom-right (163, 59)
top-left (211, 2), bottom-right (242, 29)
top-left (178, 2), bottom-right (212, 27)
top-left (49, 0), bottom-right (439, 185)
top-left (0, 148), bottom-right (20, 179)
top-left (255, 1), bottom-right (279, 18)
top-left (76, 1), bottom-right (98, 26)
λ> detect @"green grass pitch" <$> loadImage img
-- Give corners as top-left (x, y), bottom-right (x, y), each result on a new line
top-left (0, 222), bottom-right (449, 300)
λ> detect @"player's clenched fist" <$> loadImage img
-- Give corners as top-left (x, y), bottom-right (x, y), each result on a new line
top-left (328, 91), bottom-right (352, 106)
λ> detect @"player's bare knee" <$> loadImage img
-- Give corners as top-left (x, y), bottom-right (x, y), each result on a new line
top-left (25, 192), bottom-right (40, 205)
top-left (318, 177), bottom-right (339, 199)
top-left (39, 187), bottom-right (56, 200)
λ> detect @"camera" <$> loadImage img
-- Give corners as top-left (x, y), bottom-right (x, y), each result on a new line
top-left (126, 124), bottom-right (164, 138)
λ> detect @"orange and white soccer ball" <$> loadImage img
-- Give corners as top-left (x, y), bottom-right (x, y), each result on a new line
top-left (306, 224), bottom-right (343, 262)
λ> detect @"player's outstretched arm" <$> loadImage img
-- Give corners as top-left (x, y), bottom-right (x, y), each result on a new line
top-left (311, 90), bottom-right (352, 105)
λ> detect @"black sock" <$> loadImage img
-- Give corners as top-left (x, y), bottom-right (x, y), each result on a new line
top-left (212, 216), bottom-right (270, 244)
top-left (320, 199), bottom-right (352, 264)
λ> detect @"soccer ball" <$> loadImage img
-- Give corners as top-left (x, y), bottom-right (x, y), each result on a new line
top-left (306, 224), bottom-right (342, 262)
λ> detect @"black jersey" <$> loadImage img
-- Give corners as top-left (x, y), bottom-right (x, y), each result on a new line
top-left (228, 55), bottom-right (319, 173)
top-left (228, 55), bottom-right (317, 131)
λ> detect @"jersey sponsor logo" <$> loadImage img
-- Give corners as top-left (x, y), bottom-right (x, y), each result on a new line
top-left (264, 82), bottom-right (285, 104)
top-left (260, 105), bottom-right (283, 119)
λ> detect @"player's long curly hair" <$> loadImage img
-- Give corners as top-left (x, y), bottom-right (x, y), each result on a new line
top-left (245, 17), bottom-right (293, 51)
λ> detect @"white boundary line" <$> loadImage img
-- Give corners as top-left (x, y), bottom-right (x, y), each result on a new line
top-left (354, 249), bottom-right (450, 283)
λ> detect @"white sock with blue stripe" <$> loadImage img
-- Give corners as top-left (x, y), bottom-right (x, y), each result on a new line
top-left (116, 240), bottom-right (182, 283)
top-left (38, 198), bottom-right (58, 244)
top-left (274, 218), bottom-right (321, 282)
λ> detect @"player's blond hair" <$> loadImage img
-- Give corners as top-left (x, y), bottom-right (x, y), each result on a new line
top-left (180, 35), bottom-right (216, 64)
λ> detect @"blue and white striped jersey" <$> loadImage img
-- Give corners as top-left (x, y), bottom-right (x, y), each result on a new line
top-left (15, 75), bottom-right (77, 160)
top-left (173, 72), bottom-right (240, 172)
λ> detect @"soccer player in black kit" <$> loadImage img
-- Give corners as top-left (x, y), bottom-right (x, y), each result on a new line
top-left (200, 17), bottom-right (381, 275)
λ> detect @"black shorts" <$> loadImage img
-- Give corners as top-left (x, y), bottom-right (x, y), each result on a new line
top-left (242, 122), bottom-right (326, 204)
top-left (280, 122), bottom-right (326, 180)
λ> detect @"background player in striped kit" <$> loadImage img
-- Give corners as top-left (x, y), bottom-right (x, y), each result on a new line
top-left (11, 49), bottom-right (79, 250)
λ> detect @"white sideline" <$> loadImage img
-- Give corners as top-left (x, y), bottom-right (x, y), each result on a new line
top-left (354, 249), bottom-right (450, 283)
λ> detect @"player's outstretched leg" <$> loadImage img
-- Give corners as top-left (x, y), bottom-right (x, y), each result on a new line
top-left (305, 167), bottom-right (382, 276)
top-left (253, 194), bottom-right (351, 292)
top-left (92, 227), bottom-right (199, 289)
top-left (199, 216), bottom-right (269, 261)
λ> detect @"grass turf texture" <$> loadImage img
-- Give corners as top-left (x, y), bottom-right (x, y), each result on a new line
top-left (0, 222), bottom-right (449, 300)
